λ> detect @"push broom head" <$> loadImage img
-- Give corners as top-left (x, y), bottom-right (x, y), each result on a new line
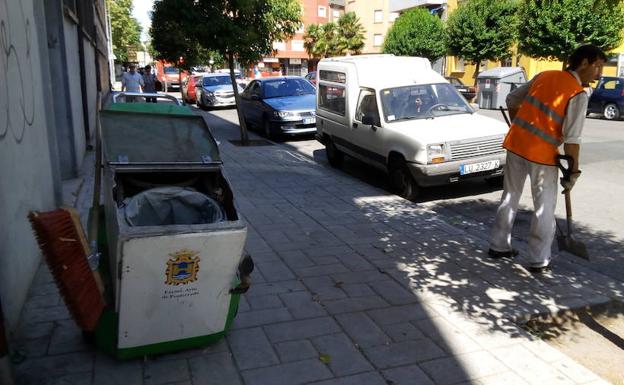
top-left (28, 208), bottom-right (105, 331)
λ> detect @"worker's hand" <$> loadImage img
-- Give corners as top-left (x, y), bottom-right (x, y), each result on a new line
top-left (560, 171), bottom-right (581, 193)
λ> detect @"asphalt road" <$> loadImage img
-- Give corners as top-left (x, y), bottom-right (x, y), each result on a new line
top-left (186, 98), bottom-right (624, 244)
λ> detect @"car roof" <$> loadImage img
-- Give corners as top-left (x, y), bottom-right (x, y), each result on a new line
top-left (319, 54), bottom-right (439, 89)
top-left (201, 73), bottom-right (231, 78)
top-left (255, 76), bottom-right (306, 83)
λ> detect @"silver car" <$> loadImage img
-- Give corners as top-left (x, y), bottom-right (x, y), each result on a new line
top-left (196, 74), bottom-right (244, 108)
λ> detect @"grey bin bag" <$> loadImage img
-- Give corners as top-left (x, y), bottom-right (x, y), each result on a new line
top-left (124, 186), bottom-right (225, 226)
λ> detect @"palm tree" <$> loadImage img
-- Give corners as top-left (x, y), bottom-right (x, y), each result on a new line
top-left (304, 24), bottom-right (322, 58)
top-left (335, 12), bottom-right (365, 55)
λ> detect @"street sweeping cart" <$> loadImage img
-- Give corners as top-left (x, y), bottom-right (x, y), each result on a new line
top-left (91, 93), bottom-right (251, 359)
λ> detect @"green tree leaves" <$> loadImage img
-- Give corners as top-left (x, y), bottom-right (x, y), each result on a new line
top-left (383, 8), bottom-right (446, 61)
top-left (518, 0), bottom-right (624, 64)
top-left (106, 0), bottom-right (142, 62)
top-left (304, 12), bottom-right (365, 58)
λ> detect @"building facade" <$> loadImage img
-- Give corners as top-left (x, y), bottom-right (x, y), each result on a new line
top-left (0, 0), bottom-right (110, 336)
top-left (345, 0), bottom-right (400, 54)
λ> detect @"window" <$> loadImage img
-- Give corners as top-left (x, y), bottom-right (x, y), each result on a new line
top-left (454, 57), bottom-right (465, 72)
top-left (291, 40), bottom-right (304, 52)
top-left (273, 41), bottom-right (286, 51)
top-left (296, 23), bottom-right (305, 33)
top-left (374, 10), bottom-right (383, 23)
top-left (332, 10), bottom-right (340, 20)
top-left (319, 70), bottom-right (346, 83)
top-left (373, 34), bottom-right (383, 47)
top-left (203, 76), bottom-right (231, 87)
top-left (319, 85), bottom-right (346, 115)
top-left (389, 12), bottom-right (399, 22)
top-left (355, 90), bottom-right (380, 126)
top-left (601, 79), bottom-right (621, 90)
top-left (318, 6), bottom-right (327, 18)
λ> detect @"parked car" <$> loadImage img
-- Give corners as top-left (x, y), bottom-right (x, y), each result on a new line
top-left (316, 55), bottom-right (509, 200)
top-left (304, 71), bottom-right (317, 86)
top-left (445, 76), bottom-right (476, 102)
top-left (158, 66), bottom-right (184, 91)
top-left (196, 73), bottom-right (244, 108)
top-left (181, 74), bottom-right (204, 104)
top-left (587, 76), bottom-right (624, 120)
top-left (216, 68), bottom-right (248, 88)
top-left (239, 76), bottom-right (317, 139)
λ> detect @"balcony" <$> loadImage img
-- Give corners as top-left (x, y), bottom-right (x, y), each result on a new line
top-left (389, 0), bottom-right (446, 12)
top-left (329, 0), bottom-right (345, 6)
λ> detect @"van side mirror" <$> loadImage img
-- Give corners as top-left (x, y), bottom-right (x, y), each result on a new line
top-left (362, 115), bottom-right (376, 126)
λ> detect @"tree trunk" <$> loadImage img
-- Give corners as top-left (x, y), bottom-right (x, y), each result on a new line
top-left (473, 59), bottom-right (481, 87)
top-left (228, 52), bottom-right (249, 145)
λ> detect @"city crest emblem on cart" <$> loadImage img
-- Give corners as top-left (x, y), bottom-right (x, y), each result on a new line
top-left (166, 249), bottom-right (200, 285)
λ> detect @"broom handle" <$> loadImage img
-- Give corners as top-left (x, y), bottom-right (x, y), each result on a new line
top-left (565, 190), bottom-right (573, 235)
top-left (89, 92), bottom-right (102, 244)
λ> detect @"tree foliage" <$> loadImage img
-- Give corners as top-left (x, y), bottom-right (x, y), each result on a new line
top-left (518, 0), bottom-right (624, 65)
top-left (383, 8), bottom-right (446, 61)
top-left (106, 0), bottom-right (142, 62)
top-left (446, 0), bottom-right (519, 83)
top-left (150, 0), bottom-right (302, 144)
top-left (304, 12), bottom-right (365, 58)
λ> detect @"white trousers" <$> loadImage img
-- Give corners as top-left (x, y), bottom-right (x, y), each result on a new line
top-left (490, 151), bottom-right (559, 267)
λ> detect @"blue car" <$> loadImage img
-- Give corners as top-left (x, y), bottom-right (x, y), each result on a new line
top-left (239, 76), bottom-right (317, 139)
top-left (587, 76), bottom-right (624, 120)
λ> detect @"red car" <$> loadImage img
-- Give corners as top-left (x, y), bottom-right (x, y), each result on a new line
top-left (158, 66), bottom-right (186, 91)
top-left (181, 74), bottom-right (203, 104)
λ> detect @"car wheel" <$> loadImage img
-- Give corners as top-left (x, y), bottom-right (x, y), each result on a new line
top-left (264, 120), bottom-right (274, 139)
top-left (603, 103), bottom-right (619, 120)
top-left (325, 137), bottom-right (344, 168)
top-left (390, 159), bottom-right (419, 200)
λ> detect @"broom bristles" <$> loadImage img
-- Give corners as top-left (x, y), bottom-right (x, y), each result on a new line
top-left (28, 209), bottom-right (105, 331)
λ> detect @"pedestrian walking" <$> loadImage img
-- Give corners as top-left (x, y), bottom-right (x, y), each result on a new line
top-left (142, 64), bottom-right (158, 103)
top-left (488, 44), bottom-right (606, 273)
top-left (121, 63), bottom-right (144, 102)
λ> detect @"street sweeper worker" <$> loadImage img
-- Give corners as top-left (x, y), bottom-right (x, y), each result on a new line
top-left (488, 44), bottom-right (606, 273)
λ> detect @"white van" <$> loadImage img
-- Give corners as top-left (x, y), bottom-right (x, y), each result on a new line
top-left (315, 54), bottom-right (509, 199)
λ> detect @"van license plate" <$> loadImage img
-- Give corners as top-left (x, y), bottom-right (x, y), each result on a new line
top-left (303, 117), bottom-right (316, 125)
top-left (460, 160), bottom-right (500, 175)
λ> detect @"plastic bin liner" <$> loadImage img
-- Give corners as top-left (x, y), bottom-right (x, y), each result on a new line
top-left (124, 187), bottom-right (225, 226)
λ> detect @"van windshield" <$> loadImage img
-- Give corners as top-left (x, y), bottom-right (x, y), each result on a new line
top-left (380, 83), bottom-right (473, 122)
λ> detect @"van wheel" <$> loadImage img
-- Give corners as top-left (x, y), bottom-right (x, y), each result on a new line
top-left (603, 103), bottom-right (619, 120)
top-left (390, 160), bottom-right (419, 200)
top-left (326, 137), bottom-right (344, 168)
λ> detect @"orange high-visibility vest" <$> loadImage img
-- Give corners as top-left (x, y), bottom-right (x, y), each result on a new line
top-left (503, 71), bottom-right (584, 165)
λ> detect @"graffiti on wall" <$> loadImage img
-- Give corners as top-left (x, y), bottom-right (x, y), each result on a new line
top-left (0, 0), bottom-right (35, 144)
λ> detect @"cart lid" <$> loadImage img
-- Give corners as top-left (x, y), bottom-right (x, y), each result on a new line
top-left (100, 110), bottom-right (221, 166)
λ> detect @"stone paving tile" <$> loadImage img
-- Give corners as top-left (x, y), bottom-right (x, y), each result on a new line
top-left (38, 372), bottom-right (94, 385)
top-left (280, 250), bottom-right (316, 269)
top-left (341, 283), bottom-right (376, 298)
top-left (274, 339), bottom-right (319, 363)
top-left (241, 358), bottom-right (333, 385)
top-left (368, 279), bottom-right (420, 305)
top-left (362, 339), bottom-right (446, 369)
top-left (331, 270), bottom-right (393, 284)
top-left (311, 333), bottom-right (373, 376)
top-left (323, 295), bottom-right (389, 315)
top-left (279, 291), bottom-right (328, 319)
top-left (366, 303), bottom-right (431, 325)
top-left (14, 352), bottom-right (94, 384)
top-left (490, 344), bottom-right (577, 385)
top-left (308, 371), bottom-right (388, 385)
top-left (293, 263), bottom-right (351, 278)
top-left (144, 358), bottom-right (190, 385)
top-left (301, 276), bottom-right (348, 301)
top-left (264, 317), bottom-right (341, 343)
top-left (381, 321), bottom-right (426, 342)
top-left (47, 320), bottom-right (91, 355)
top-left (93, 353), bottom-right (142, 385)
top-left (20, 304), bottom-right (72, 324)
top-left (228, 327), bottom-right (279, 370)
top-left (13, 321), bottom-right (55, 341)
top-left (189, 352), bottom-right (243, 385)
top-left (334, 312), bottom-right (390, 348)
top-left (413, 317), bottom-right (482, 355)
top-left (381, 364), bottom-right (436, 385)
top-left (244, 280), bottom-right (307, 297)
top-left (454, 370), bottom-right (530, 385)
top-left (245, 294), bottom-right (283, 311)
top-left (254, 260), bottom-right (296, 282)
top-left (550, 357), bottom-right (604, 385)
top-left (419, 350), bottom-right (509, 385)
top-left (230, 307), bottom-right (293, 329)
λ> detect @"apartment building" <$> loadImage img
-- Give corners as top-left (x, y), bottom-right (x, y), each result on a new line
top-left (256, 0), bottom-right (330, 77)
top-left (345, 0), bottom-right (400, 54)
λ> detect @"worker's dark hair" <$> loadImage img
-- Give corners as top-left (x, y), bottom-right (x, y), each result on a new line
top-left (567, 44), bottom-right (607, 70)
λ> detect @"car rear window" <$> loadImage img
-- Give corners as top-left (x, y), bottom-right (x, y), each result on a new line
top-left (203, 76), bottom-right (231, 87)
top-left (263, 79), bottom-right (315, 98)
top-left (164, 67), bottom-right (178, 74)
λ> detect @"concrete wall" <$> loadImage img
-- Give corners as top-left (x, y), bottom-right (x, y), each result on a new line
top-left (0, 0), bottom-right (58, 329)
top-left (64, 18), bottom-right (87, 165)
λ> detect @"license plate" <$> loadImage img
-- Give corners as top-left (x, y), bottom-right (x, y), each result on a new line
top-left (303, 117), bottom-right (316, 125)
top-left (460, 160), bottom-right (500, 175)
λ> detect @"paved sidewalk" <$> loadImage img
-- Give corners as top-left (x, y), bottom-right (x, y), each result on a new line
top-left (11, 112), bottom-right (623, 385)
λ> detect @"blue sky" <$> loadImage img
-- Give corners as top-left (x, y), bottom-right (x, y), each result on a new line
top-left (132, 0), bottom-right (155, 42)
